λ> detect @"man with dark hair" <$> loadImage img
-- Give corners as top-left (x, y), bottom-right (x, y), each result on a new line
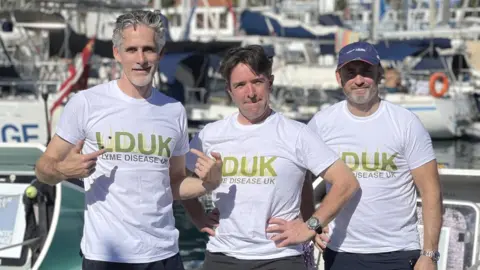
top-left (306, 41), bottom-right (443, 270)
top-left (182, 45), bottom-right (360, 270)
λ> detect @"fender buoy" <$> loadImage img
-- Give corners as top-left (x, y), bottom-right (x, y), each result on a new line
top-left (429, 72), bottom-right (449, 98)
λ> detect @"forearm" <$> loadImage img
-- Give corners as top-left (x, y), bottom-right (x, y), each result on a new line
top-left (421, 189), bottom-right (443, 251)
top-left (35, 155), bottom-right (66, 186)
top-left (182, 198), bottom-right (207, 225)
top-left (311, 177), bottom-right (358, 226)
top-left (171, 176), bottom-right (216, 200)
top-left (300, 175), bottom-right (315, 221)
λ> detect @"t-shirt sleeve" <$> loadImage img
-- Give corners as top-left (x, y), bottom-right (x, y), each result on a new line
top-left (55, 93), bottom-right (88, 145)
top-left (172, 106), bottom-right (190, 156)
top-left (295, 125), bottom-right (339, 176)
top-left (307, 113), bottom-right (326, 140)
top-left (404, 114), bottom-right (436, 170)
top-left (185, 131), bottom-right (203, 173)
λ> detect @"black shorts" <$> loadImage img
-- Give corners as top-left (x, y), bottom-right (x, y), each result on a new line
top-left (81, 253), bottom-right (185, 270)
top-left (202, 250), bottom-right (307, 270)
top-left (323, 248), bottom-right (421, 270)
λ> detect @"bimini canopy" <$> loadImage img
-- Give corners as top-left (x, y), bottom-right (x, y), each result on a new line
top-left (239, 10), bottom-right (337, 40)
top-left (373, 38), bottom-right (452, 61)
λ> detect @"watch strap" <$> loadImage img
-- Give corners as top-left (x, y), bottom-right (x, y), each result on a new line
top-left (420, 250), bottom-right (440, 262)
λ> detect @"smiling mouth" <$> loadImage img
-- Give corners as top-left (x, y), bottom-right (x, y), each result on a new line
top-left (132, 67), bottom-right (151, 73)
top-left (245, 99), bottom-right (262, 104)
top-left (352, 88), bottom-right (368, 94)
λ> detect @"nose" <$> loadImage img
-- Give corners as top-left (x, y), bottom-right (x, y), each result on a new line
top-left (245, 83), bottom-right (256, 97)
top-left (353, 74), bottom-right (366, 85)
top-left (136, 50), bottom-right (147, 65)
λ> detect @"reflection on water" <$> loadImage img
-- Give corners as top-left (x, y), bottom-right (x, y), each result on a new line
top-left (433, 140), bottom-right (480, 169)
top-left (174, 140), bottom-right (480, 269)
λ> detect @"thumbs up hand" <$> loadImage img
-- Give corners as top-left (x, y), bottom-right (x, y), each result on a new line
top-left (190, 149), bottom-right (223, 191)
top-left (57, 140), bottom-right (106, 179)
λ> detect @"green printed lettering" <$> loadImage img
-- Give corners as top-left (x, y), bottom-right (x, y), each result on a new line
top-left (115, 132), bottom-right (135, 152)
top-left (240, 156), bottom-right (257, 177)
top-left (362, 152), bottom-right (380, 171)
top-left (260, 157), bottom-right (277, 176)
top-left (138, 134), bottom-right (156, 155)
top-left (158, 136), bottom-right (172, 157)
top-left (223, 157), bottom-right (239, 177)
top-left (381, 153), bottom-right (398, 171)
top-left (342, 152), bottom-right (359, 171)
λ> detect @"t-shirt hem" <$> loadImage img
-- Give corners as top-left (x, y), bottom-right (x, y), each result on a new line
top-left (172, 147), bottom-right (189, 157)
top-left (310, 157), bottom-right (339, 177)
top-left (55, 128), bottom-right (82, 145)
top-left (207, 248), bottom-right (302, 260)
top-left (408, 156), bottom-right (436, 170)
top-left (327, 244), bottom-right (421, 254)
top-left (81, 250), bottom-right (179, 264)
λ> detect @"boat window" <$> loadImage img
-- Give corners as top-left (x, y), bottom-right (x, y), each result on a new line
top-left (0, 172), bottom-right (35, 267)
top-left (284, 51), bottom-right (306, 64)
top-left (220, 12), bottom-right (227, 29)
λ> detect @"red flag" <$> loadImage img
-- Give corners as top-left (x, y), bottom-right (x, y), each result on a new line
top-left (49, 38), bottom-right (95, 131)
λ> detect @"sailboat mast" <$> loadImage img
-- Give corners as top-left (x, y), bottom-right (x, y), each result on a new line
top-left (371, 0), bottom-right (380, 42)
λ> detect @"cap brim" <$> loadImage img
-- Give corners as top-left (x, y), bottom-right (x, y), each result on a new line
top-left (336, 59), bottom-right (378, 71)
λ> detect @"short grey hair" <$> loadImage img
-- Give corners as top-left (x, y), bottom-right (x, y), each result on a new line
top-left (112, 10), bottom-right (167, 52)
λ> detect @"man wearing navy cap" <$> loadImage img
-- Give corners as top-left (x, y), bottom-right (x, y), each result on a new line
top-left (303, 41), bottom-right (443, 269)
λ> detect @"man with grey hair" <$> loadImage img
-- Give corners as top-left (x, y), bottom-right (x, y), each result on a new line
top-left (35, 10), bottom-right (223, 270)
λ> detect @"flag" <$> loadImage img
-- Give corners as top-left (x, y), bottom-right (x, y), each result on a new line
top-left (49, 37), bottom-right (95, 131)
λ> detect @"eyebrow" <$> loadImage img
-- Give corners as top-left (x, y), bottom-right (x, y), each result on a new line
top-left (231, 77), bottom-right (266, 87)
top-left (124, 45), bottom-right (156, 51)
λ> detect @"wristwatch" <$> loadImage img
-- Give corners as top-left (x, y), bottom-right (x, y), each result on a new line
top-left (420, 250), bottom-right (440, 262)
top-left (306, 216), bottom-right (323, 234)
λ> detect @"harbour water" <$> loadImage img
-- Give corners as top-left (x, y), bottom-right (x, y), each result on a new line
top-left (433, 139), bottom-right (480, 169)
top-left (173, 139), bottom-right (480, 268)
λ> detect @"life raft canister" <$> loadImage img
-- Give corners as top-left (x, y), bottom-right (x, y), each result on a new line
top-left (429, 72), bottom-right (449, 98)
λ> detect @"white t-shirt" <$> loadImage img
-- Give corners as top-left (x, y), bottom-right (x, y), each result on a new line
top-left (308, 100), bottom-right (436, 253)
top-left (185, 111), bottom-right (339, 260)
top-left (55, 80), bottom-right (189, 263)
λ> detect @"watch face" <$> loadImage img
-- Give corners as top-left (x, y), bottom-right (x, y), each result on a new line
top-left (307, 217), bottom-right (319, 228)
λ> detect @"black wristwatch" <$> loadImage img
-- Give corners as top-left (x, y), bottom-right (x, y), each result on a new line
top-left (306, 216), bottom-right (323, 234)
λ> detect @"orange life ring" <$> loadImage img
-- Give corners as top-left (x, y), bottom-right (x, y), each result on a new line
top-left (429, 72), bottom-right (449, 98)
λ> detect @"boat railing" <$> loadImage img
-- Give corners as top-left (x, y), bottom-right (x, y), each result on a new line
top-left (344, 6), bottom-right (480, 34)
top-left (0, 79), bottom-right (62, 98)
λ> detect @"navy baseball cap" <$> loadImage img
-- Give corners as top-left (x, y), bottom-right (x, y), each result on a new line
top-left (336, 41), bottom-right (381, 71)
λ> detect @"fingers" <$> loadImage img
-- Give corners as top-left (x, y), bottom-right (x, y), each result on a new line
top-left (86, 160), bottom-right (97, 170)
top-left (268, 217), bottom-right (287, 226)
top-left (195, 158), bottom-right (210, 168)
top-left (87, 167), bottom-right (96, 177)
top-left (84, 148), bottom-right (106, 160)
top-left (194, 168), bottom-right (205, 178)
top-left (207, 208), bottom-right (220, 223)
top-left (270, 232), bottom-right (287, 243)
top-left (265, 225), bottom-right (283, 234)
top-left (275, 239), bottom-right (291, 248)
top-left (206, 213), bottom-right (219, 224)
top-left (210, 151), bottom-right (222, 161)
top-left (190, 149), bottom-right (222, 165)
top-left (314, 233), bottom-right (329, 251)
top-left (200, 227), bottom-right (216, 236)
top-left (73, 140), bottom-right (85, 153)
top-left (190, 149), bottom-right (211, 162)
top-left (270, 233), bottom-right (292, 248)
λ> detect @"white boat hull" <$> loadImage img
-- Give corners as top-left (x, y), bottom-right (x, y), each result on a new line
top-left (384, 93), bottom-right (476, 139)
